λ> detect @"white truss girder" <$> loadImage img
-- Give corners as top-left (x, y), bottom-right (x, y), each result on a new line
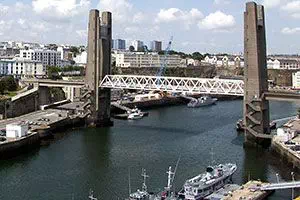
top-left (100, 75), bottom-right (244, 96)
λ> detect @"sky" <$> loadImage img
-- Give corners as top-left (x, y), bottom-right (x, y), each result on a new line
top-left (0, 0), bottom-right (299, 54)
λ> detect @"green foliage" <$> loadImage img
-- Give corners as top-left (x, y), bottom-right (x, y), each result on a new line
top-left (2, 76), bottom-right (17, 91)
top-left (159, 50), bottom-right (205, 61)
top-left (0, 80), bottom-right (5, 94)
top-left (129, 46), bottom-right (135, 52)
top-left (70, 46), bottom-right (80, 56)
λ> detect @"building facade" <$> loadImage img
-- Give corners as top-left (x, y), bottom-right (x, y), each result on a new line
top-left (0, 59), bottom-right (14, 75)
top-left (131, 40), bottom-right (144, 51)
top-left (115, 52), bottom-right (181, 68)
top-left (292, 71), bottom-right (300, 89)
top-left (12, 58), bottom-right (45, 77)
top-left (203, 55), bottom-right (244, 68)
top-left (150, 41), bottom-right (162, 52)
top-left (20, 49), bottom-right (61, 67)
top-left (113, 39), bottom-right (126, 50)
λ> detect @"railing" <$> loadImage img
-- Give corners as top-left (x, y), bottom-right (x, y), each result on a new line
top-left (100, 75), bottom-right (244, 96)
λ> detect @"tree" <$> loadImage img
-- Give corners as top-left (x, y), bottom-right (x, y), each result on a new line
top-left (129, 45), bottom-right (135, 52)
top-left (0, 80), bottom-right (5, 94)
top-left (192, 52), bottom-right (204, 61)
top-left (3, 76), bottom-right (17, 91)
top-left (47, 66), bottom-right (62, 80)
top-left (70, 46), bottom-right (80, 56)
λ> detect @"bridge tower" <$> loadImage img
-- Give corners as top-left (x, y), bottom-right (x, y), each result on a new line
top-left (85, 9), bottom-right (113, 127)
top-left (244, 2), bottom-right (270, 146)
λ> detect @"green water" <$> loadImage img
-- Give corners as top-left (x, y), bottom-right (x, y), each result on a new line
top-left (0, 100), bottom-right (299, 199)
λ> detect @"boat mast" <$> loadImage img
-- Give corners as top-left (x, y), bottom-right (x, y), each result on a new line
top-left (165, 166), bottom-right (174, 192)
top-left (128, 168), bottom-right (132, 196)
top-left (141, 168), bottom-right (149, 192)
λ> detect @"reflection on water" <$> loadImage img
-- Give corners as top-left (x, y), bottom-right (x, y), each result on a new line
top-left (0, 100), bottom-right (299, 199)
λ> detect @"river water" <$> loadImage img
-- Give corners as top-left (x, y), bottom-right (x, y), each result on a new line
top-left (0, 100), bottom-right (300, 200)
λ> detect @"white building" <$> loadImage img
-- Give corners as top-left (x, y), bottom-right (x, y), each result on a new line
top-left (202, 55), bottom-right (244, 68)
top-left (57, 46), bottom-right (72, 60)
top-left (132, 40), bottom-right (144, 51)
top-left (13, 58), bottom-right (45, 77)
top-left (20, 49), bottom-right (61, 67)
top-left (73, 51), bottom-right (87, 67)
top-left (115, 52), bottom-right (181, 68)
top-left (267, 59), bottom-right (280, 69)
top-left (292, 71), bottom-right (300, 89)
top-left (6, 122), bottom-right (29, 138)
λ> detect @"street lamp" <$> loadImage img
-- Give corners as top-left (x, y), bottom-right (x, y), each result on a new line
top-left (276, 173), bottom-right (280, 183)
top-left (291, 172), bottom-right (295, 200)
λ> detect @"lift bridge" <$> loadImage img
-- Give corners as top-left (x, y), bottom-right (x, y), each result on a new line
top-left (99, 75), bottom-right (244, 96)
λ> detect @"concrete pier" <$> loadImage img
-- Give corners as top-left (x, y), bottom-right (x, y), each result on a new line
top-left (85, 10), bottom-right (113, 127)
top-left (244, 2), bottom-right (271, 147)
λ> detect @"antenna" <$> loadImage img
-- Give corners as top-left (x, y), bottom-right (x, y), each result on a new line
top-left (210, 148), bottom-right (216, 166)
top-left (141, 168), bottom-right (149, 192)
top-left (172, 156), bottom-right (181, 193)
top-left (128, 168), bottom-right (131, 196)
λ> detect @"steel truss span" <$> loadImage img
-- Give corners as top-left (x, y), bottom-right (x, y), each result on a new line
top-left (100, 75), bottom-right (244, 96)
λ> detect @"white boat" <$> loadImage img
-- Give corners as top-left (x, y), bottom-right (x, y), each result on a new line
top-left (179, 163), bottom-right (237, 200)
top-left (187, 96), bottom-right (218, 108)
top-left (128, 108), bottom-right (144, 120)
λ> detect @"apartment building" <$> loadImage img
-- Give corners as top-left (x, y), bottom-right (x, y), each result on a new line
top-left (115, 52), bottom-right (181, 68)
top-left (20, 49), bottom-right (61, 67)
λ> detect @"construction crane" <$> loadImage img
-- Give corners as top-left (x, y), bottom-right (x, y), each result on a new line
top-left (157, 36), bottom-right (173, 77)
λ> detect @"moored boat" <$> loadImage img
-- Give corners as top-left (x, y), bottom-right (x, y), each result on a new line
top-left (187, 96), bottom-right (218, 108)
top-left (179, 163), bottom-right (237, 200)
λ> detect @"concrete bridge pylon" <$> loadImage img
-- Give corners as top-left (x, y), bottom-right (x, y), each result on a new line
top-left (84, 9), bottom-right (113, 127)
top-left (244, 2), bottom-right (270, 146)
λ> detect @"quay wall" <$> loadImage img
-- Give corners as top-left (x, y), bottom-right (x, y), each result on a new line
top-left (271, 138), bottom-right (300, 172)
top-left (0, 133), bottom-right (40, 159)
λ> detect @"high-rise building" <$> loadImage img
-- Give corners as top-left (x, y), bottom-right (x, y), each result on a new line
top-left (150, 41), bottom-right (162, 52)
top-left (132, 40), bottom-right (144, 51)
top-left (113, 39), bottom-right (126, 50)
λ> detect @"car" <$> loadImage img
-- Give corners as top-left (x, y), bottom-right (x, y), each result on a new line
top-left (0, 137), bottom-right (6, 142)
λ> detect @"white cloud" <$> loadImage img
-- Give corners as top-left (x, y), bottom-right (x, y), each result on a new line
top-left (98, 0), bottom-right (132, 23)
top-left (156, 8), bottom-right (203, 23)
top-left (0, 3), bottom-right (9, 16)
top-left (32, 0), bottom-right (90, 21)
top-left (281, 27), bottom-right (300, 34)
top-left (76, 30), bottom-right (88, 38)
top-left (281, 1), bottom-right (300, 18)
top-left (132, 12), bottom-right (146, 24)
top-left (214, 0), bottom-right (230, 5)
top-left (198, 11), bottom-right (235, 31)
top-left (15, 2), bottom-right (28, 13)
top-left (262, 0), bottom-right (283, 8)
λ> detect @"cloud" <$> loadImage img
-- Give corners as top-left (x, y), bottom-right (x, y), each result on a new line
top-left (76, 30), bottom-right (88, 38)
top-left (0, 3), bottom-right (9, 16)
top-left (97, 0), bottom-right (132, 23)
top-left (32, 0), bottom-right (90, 21)
top-left (281, 1), bottom-right (300, 18)
top-left (281, 27), bottom-right (300, 34)
top-left (156, 8), bottom-right (203, 23)
top-left (198, 11), bottom-right (235, 31)
top-left (214, 0), bottom-right (230, 5)
top-left (262, 0), bottom-right (283, 8)
top-left (132, 12), bottom-right (146, 24)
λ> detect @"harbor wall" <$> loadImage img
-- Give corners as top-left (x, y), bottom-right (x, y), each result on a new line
top-left (0, 133), bottom-right (40, 159)
top-left (271, 139), bottom-right (300, 172)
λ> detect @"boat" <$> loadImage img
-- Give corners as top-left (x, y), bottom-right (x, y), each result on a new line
top-left (179, 163), bottom-right (237, 200)
top-left (236, 119), bottom-right (276, 132)
top-left (187, 96), bottom-right (218, 108)
top-left (127, 169), bottom-right (150, 200)
top-left (128, 107), bottom-right (144, 120)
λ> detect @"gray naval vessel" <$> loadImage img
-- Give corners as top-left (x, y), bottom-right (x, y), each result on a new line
top-left (127, 163), bottom-right (237, 200)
